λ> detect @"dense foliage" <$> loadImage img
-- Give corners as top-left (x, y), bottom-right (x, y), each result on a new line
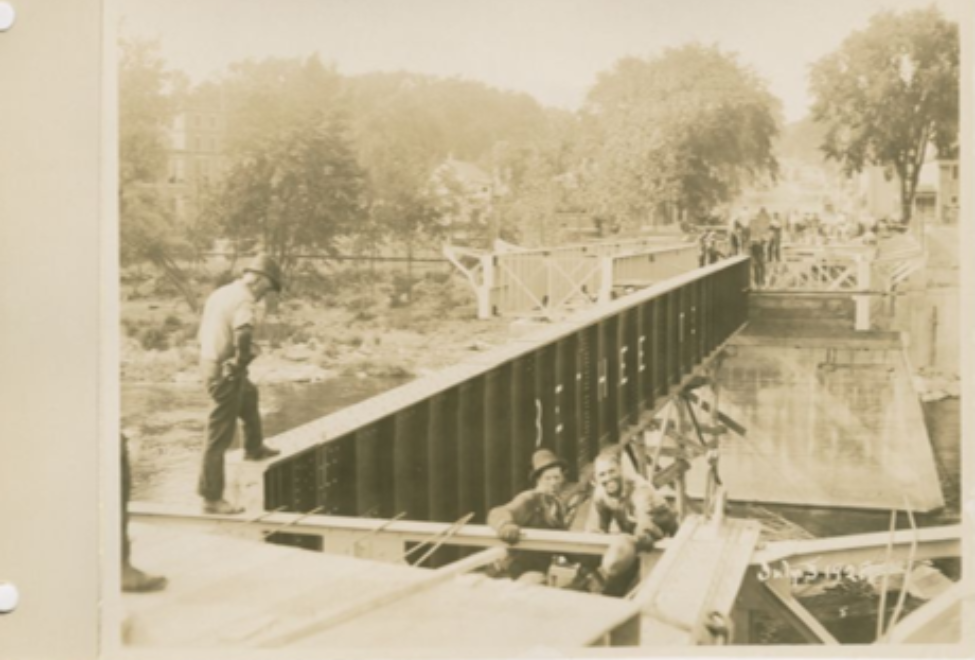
top-left (118, 38), bottom-right (202, 309)
top-left (810, 7), bottom-right (959, 222)
top-left (580, 45), bottom-right (781, 227)
top-left (119, 38), bottom-right (784, 302)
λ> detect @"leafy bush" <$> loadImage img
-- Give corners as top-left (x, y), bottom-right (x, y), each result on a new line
top-left (139, 326), bottom-right (169, 351)
top-left (163, 314), bottom-right (183, 331)
top-left (121, 318), bottom-right (142, 338)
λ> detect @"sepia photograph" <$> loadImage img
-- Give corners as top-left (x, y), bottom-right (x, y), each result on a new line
top-left (61, 0), bottom-right (975, 655)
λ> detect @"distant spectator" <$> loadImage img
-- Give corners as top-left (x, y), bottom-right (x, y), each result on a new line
top-left (768, 216), bottom-right (783, 263)
top-left (750, 238), bottom-right (767, 288)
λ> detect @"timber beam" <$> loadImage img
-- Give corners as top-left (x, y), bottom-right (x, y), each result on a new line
top-left (753, 525), bottom-right (962, 568)
top-left (130, 501), bottom-right (674, 557)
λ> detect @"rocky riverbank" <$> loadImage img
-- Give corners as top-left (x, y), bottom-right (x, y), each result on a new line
top-left (121, 272), bottom-right (516, 388)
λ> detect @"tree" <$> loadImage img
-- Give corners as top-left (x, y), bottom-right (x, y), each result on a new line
top-left (215, 111), bottom-right (366, 275)
top-left (809, 7), bottom-right (959, 223)
top-left (348, 77), bottom-right (449, 296)
top-left (211, 57), bottom-right (366, 274)
top-left (489, 110), bottom-right (579, 246)
top-left (118, 37), bottom-right (202, 310)
top-left (579, 45), bottom-right (780, 227)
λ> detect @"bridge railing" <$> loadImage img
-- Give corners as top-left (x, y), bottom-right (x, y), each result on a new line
top-left (763, 239), bottom-right (921, 330)
top-left (605, 246), bottom-right (700, 301)
top-left (263, 256), bottom-right (751, 524)
top-left (445, 240), bottom-right (699, 318)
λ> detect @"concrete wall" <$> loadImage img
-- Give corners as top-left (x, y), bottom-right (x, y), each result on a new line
top-left (895, 288), bottom-right (961, 376)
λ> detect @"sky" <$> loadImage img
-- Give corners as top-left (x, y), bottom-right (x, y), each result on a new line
top-left (120, 0), bottom-right (965, 123)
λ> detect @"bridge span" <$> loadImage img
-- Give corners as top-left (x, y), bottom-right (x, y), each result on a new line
top-left (260, 255), bottom-right (749, 520)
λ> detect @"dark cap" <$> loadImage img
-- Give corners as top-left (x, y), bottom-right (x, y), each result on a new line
top-left (244, 254), bottom-right (283, 293)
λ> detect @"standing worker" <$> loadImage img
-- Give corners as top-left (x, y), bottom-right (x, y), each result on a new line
top-left (768, 214), bottom-right (783, 263)
top-left (197, 254), bottom-right (283, 515)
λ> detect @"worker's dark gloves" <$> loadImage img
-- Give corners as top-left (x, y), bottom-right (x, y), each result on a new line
top-left (498, 522), bottom-right (521, 545)
top-left (583, 567), bottom-right (608, 594)
top-left (635, 534), bottom-right (657, 553)
top-left (221, 359), bottom-right (240, 380)
top-left (651, 506), bottom-right (679, 537)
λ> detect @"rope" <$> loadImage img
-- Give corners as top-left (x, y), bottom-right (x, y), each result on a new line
top-left (885, 501), bottom-right (919, 641)
top-left (236, 505), bottom-right (287, 526)
top-left (875, 509), bottom-right (897, 641)
top-left (408, 512), bottom-right (475, 567)
top-left (263, 505), bottom-right (326, 541)
top-left (342, 511), bottom-right (408, 555)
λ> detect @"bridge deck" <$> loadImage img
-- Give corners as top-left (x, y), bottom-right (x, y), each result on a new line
top-left (123, 523), bottom-right (639, 649)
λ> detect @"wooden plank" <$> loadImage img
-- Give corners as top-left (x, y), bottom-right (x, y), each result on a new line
top-left (125, 524), bottom-right (641, 651)
top-left (753, 524), bottom-right (961, 567)
top-left (254, 547), bottom-right (508, 647)
top-left (886, 582), bottom-right (968, 644)
top-left (632, 516), bottom-right (762, 645)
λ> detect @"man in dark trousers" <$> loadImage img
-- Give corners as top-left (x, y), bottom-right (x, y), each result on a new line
top-left (197, 255), bottom-right (283, 515)
top-left (121, 434), bottom-right (166, 592)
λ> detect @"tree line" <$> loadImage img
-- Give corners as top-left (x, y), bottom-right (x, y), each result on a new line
top-left (120, 5), bottom-right (958, 310)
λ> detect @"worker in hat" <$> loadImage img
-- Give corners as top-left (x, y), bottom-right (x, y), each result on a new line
top-left (196, 254), bottom-right (284, 515)
top-left (487, 448), bottom-right (576, 581)
top-left (585, 449), bottom-right (679, 595)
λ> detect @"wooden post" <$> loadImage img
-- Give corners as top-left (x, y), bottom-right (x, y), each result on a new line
top-left (597, 256), bottom-right (614, 305)
top-left (478, 254), bottom-right (494, 319)
top-left (854, 255), bottom-right (871, 331)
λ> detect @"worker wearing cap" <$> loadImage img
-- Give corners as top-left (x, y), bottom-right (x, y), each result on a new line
top-left (197, 254), bottom-right (283, 515)
top-left (585, 449), bottom-right (679, 594)
top-left (488, 448), bottom-right (572, 580)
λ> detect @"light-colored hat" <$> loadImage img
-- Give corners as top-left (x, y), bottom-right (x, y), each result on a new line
top-left (530, 448), bottom-right (567, 483)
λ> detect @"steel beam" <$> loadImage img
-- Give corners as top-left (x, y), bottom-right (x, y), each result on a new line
top-left (264, 257), bottom-right (751, 522)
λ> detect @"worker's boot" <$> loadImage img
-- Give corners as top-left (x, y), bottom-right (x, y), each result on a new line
top-left (245, 444), bottom-right (281, 461)
top-left (203, 499), bottom-right (244, 515)
top-left (122, 563), bottom-right (167, 593)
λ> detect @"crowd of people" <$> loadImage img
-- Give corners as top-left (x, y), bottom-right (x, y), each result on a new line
top-left (697, 206), bottom-right (887, 288)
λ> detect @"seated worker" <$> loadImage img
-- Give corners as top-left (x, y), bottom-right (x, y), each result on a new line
top-left (489, 449), bottom-right (639, 593)
top-left (487, 448), bottom-right (576, 583)
top-left (585, 449), bottom-right (679, 595)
